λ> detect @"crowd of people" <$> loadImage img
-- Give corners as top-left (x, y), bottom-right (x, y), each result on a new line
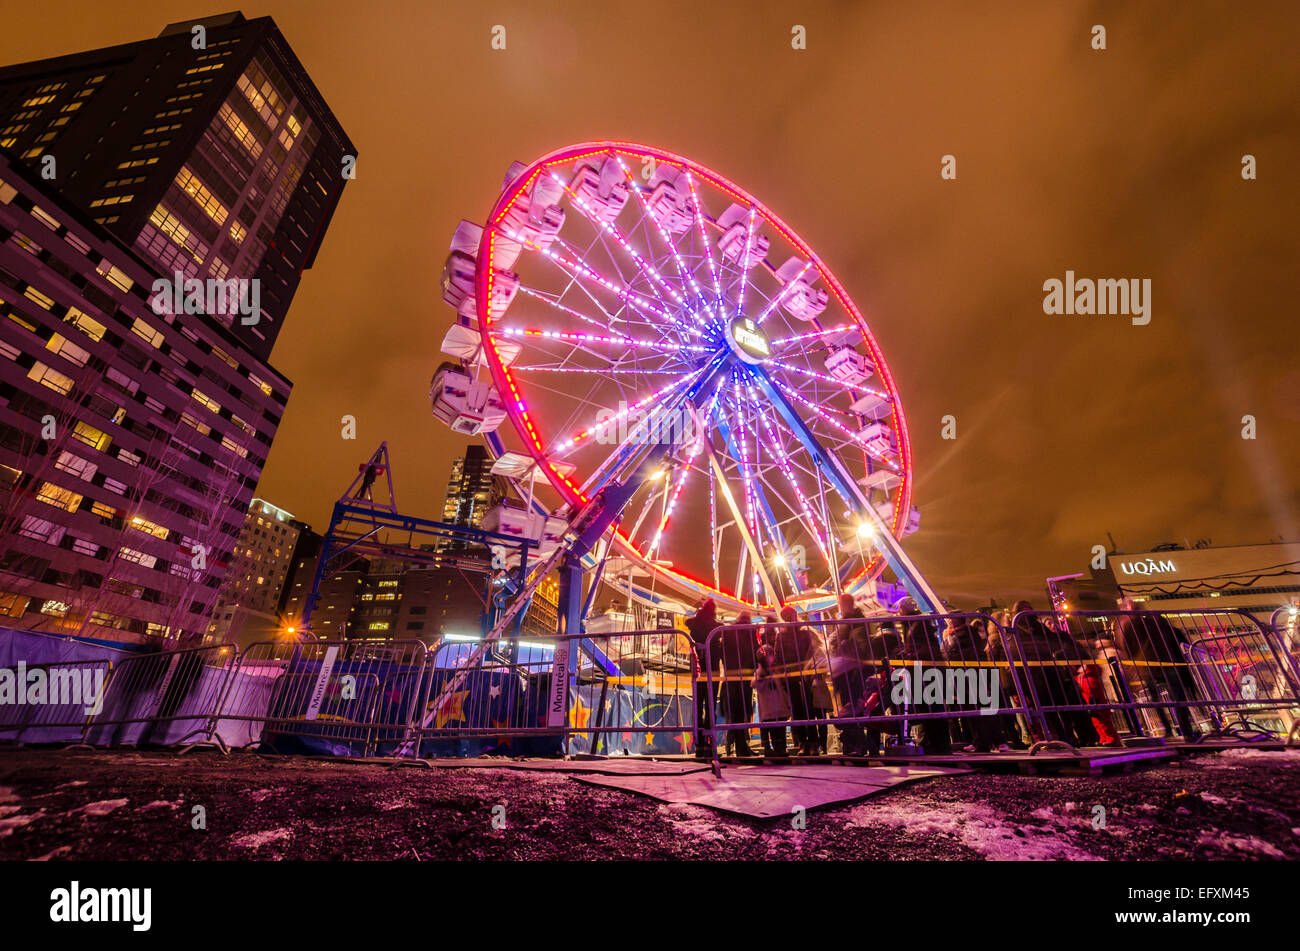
top-left (683, 593), bottom-right (1203, 760)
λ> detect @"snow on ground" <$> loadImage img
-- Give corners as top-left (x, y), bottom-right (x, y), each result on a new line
top-left (30, 845), bottom-right (72, 861)
top-left (0, 808), bottom-right (43, 838)
top-left (139, 800), bottom-right (181, 811)
top-left (1197, 749), bottom-right (1300, 768)
top-left (847, 798), bottom-right (1101, 860)
top-left (1195, 830), bottom-right (1287, 859)
top-left (656, 803), bottom-right (739, 843)
top-left (79, 798), bottom-right (129, 817)
top-left (230, 827), bottom-right (294, 851)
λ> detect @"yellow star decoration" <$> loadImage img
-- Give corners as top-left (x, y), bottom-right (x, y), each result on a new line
top-left (430, 690), bottom-right (470, 728)
top-left (568, 697), bottom-right (590, 731)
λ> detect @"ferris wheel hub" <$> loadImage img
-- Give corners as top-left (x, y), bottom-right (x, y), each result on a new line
top-left (724, 316), bottom-right (771, 365)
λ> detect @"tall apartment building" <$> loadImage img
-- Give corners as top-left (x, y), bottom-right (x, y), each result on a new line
top-left (0, 14), bottom-right (352, 644)
top-left (0, 12), bottom-right (355, 361)
top-left (206, 496), bottom-right (303, 645)
top-left (439, 445), bottom-right (506, 552)
top-left (0, 152), bottom-right (289, 643)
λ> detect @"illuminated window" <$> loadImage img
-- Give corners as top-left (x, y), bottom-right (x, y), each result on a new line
top-left (89, 194), bottom-right (134, 209)
top-left (27, 362), bottom-right (75, 395)
top-left (45, 333), bottom-right (91, 367)
top-left (181, 413), bottom-right (211, 436)
top-left (129, 516), bottom-right (169, 540)
top-left (175, 167), bottom-right (228, 225)
top-left (35, 482), bottom-right (83, 512)
top-left (63, 308), bottom-right (106, 342)
top-left (117, 547), bottom-right (158, 569)
top-left (94, 260), bottom-right (133, 292)
top-left (212, 346), bottom-right (239, 370)
top-left (30, 206), bottom-right (60, 231)
top-left (368, 622), bottom-right (390, 631)
top-left (71, 421), bottom-right (111, 451)
top-left (130, 317), bottom-right (164, 348)
top-left (23, 286), bottom-right (55, 310)
top-left (146, 204), bottom-right (205, 264)
top-left (191, 388), bottom-right (221, 413)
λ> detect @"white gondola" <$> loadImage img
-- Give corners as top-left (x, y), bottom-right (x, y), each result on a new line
top-left (496, 164), bottom-right (567, 268)
top-left (481, 502), bottom-right (568, 560)
top-left (850, 391), bottom-right (891, 419)
top-left (859, 468), bottom-right (900, 492)
top-left (456, 269), bottom-right (519, 322)
top-left (775, 257), bottom-right (829, 321)
top-left (645, 165), bottom-right (693, 235)
top-left (857, 420), bottom-right (895, 460)
top-left (440, 323), bottom-right (520, 367)
top-left (441, 219), bottom-right (521, 320)
top-left (570, 157), bottom-right (629, 224)
top-left (430, 362), bottom-right (507, 435)
top-left (716, 204), bottom-right (770, 267)
top-left (873, 502), bottom-right (921, 536)
top-left (488, 451), bottom-right (576, 481)
top-left (440, 220), bottom-right (482, 312)
top-left (825, 346), bottom-right (873, 386)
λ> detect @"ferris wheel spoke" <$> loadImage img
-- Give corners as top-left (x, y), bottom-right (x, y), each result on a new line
top-left (508, 226), bottom-right (684, 331)
top-left (768, 323), bottom-right (858, 348)
top-left (739, 381), bottom-right (833, 571)
top-left (771, 376), bottom-right (902, 474)
top-left (684, 171), bottom-right (725, 309)
top-left (550, 171), bottom-right (694, 319)
top-left (754, 261), bottom-right (812, 327)
top-left (644, 379), bottom-right (726, 557)
top-left (613, 156), bottom-right (709, 310)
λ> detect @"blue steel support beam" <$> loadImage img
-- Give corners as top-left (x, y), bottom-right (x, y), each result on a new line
top-left (743, 364), bottom-right (944, 613)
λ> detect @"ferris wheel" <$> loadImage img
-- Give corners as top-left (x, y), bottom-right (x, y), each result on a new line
top-left (433, 141), bottom-right (941, 616)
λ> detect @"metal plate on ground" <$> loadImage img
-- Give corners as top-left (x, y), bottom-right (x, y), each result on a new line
top-left (572, 764), bottom-right (968, 818)
top-left (416, 756), bottom-right (713, 776)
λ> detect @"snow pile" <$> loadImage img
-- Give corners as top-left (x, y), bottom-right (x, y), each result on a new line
top-left (230, 827), bottom-right (294, 851)
top-left (1198, 749), bottom-right (1300, 768)
top-left (847, 799), bottom-right (1101, 860)
top-left (0, 808), bottom-right (44, 838)
top-left (79, 798), bottom-right (129, 817)
top-left (1195, 830), bottom-right (1286, 859)
top-left (657, 803), bottom-right (737, 843)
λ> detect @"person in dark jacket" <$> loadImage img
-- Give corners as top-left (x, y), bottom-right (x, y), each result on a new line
top-left (754, 619), bottom-right (788, 756)
top-left (686, 598), bottom-right (719, 759)
top-left (775, 605), bottom-right (817, 756)
top-left (830, 593), bottom-right (872, 755)
top-left (898, 597), bottom-right (951, 754)
top-left (942, 616), bottom-right (1000, 753)
top-left (1008, 600), bottom-right (1098, 747)
top-left (1114, 599), bottom-right (1200, 741)
top-left (720, 612), bottom-right (758, 756)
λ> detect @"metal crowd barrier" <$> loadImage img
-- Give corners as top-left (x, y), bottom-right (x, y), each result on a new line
top-left (208, 638), bottom-right (430, 757)
top-left (704, 612), bottom-right (1038, 768)
top-left (0, 658), bottom-right (114, 745)
top-left (80, 645), bottom-right (237, 749)
top-left (1009, 609), bottom-right (1300, 746)
top-left (3, 607), bottom-right (1298, 759)
top-left (401, 628), bottom-right (697, 758)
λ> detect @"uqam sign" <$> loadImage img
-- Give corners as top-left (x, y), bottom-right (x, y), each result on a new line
top-left (1113, 557), bottom-right (1179, 577)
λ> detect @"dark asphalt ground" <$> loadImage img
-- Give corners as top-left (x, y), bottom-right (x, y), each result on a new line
top-left (1, 747), bottom-right (1297, 860)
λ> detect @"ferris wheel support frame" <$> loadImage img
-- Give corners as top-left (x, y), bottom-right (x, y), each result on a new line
top-left (744, 363), bottom-right (943, 613)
